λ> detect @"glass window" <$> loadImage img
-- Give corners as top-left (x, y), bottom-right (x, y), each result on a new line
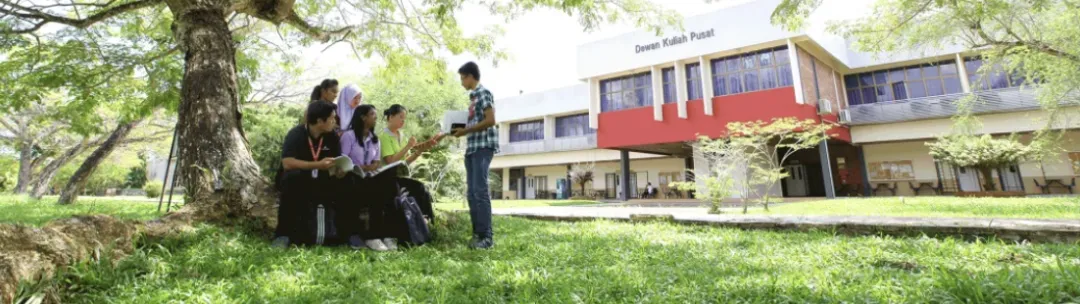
top-left (600, 71), bottom-right (653, 112)
top-left (923, 65), bottom-right (940, 78)
top-left (891, 82), bottom-right (908, 100)
top-left (845, 61), bottom-right (960, 104)
top-left (555, 114), bottom-right (595, 138)
top-left (926, 79), bottom-right (944, 96)
top-left (873, 71), bottom-right (887, 85)
top-left (944, 77), bottom-right (962, 94)
top-left (941, 63), bottom-right (957, 75)
top-left (710, 46), bottom-right (792, 97)
top-left (509, 120), bottom-right (544, 142)
top-left (847, 89), bottom-right (861, 105)
top-left (661, 68), bottom-right (676, 103)
top-left (907, 81), bottom-right (926, 98)
top-left (964, 57), bottom-right (1026, 91)
top-left (686, 63), bottom-right (703, 100)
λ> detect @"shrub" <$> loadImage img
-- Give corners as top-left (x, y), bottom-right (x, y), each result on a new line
top-left (143, 181), bottom-right (163, 198)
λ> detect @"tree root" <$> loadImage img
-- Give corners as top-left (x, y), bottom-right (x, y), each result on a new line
top-left (0, 211), bottom-right (199, 303)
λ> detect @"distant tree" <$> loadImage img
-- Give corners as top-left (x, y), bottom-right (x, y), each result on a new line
top-left (927, 134), bottom-right (1036, 191)
top-left (125, 153), bottom-right (150, 189)
top-left (571, 162), bottom-right (596, 195)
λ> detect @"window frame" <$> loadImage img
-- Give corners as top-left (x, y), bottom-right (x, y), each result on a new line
top-left (554, 113), bottom-right (595, 138)
top-left (600, 72), bottom-right (653, 113)
top-left (710, 46), bottom-right (792, 97)
top-left (508, 119), bottom-right (545, 143)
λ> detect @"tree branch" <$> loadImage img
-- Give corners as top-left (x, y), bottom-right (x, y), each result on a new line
top-left (0, 0), bottom-right (163, 34)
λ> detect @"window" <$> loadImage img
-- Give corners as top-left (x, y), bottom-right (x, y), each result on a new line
top-left (844, 61), bottom-right (961, 105)
top-left (711, 46), bottom-right (792, 97)
top-left (686, 63), bottom-right (703, 100)
top-left (867, 160), bottom-right (915, 180)
top-left (965, 58), bottom-right (1026, 91)
top-left (600, 72), bottom-right (652, 112)
top-left (508, 120), bottom-right (543, 142)
top-left (555, 114), bottom-right (594, 138)
top-left (661, 68), bottom-right (676, 103)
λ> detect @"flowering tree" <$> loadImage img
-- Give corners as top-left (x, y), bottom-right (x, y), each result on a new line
top-left (927, 134), bottom-right (1036, 191)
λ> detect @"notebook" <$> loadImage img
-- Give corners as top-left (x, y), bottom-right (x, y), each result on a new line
top-left (441, 110), bottom-right (469, 134)
top-left (347, 159), bottom-right (404, 178)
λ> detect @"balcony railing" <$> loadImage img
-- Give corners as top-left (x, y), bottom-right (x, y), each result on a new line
top-left (847, 87), bottom-right (1041, 125)
top-left (498, 134), bottom-right (597, 156)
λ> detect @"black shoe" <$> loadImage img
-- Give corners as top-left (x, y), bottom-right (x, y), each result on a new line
top-left (271, 236), bottom-right (290, 249)
top-left (470, 237), bottom-right (494, 250)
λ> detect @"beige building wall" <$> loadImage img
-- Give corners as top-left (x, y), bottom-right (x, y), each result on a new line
top-left (851, 109), bottom-right (1080, 144)
top-left (491, 149), bottom-right (665, 169)
top-left (860, 131), bottom-right (1080, 195)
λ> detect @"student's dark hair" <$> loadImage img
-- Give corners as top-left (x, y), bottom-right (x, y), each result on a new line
top-left (309, 79), bottom-right (339, 101)
top-left (306, 100), bottom-right (337, 125)
top-left (457, 62), bottom-right (480, 81)
top-left (383, 104), bottom-right (407, 120)
top-left (350, 104), bottom-right (379, 143)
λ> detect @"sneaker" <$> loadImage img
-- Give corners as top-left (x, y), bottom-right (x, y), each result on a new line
top-left (470, 237), bottom-right (494, 250)
top-left (348, 235), bottom-right (366, 250)
top-left (382, 238), bottom-right (398, 251)
top-left (365, 239), bottom-right (389, 251)
top-left (271, 236), bottom-right (289, 249)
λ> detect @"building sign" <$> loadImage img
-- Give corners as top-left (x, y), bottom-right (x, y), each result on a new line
top-left (634, 29), bottom-right (716, 54)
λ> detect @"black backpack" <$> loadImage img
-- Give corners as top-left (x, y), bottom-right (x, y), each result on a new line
top-left (295, 203), bottom-right (340, 246)
top-left (393, 185), bottom-right (431, 246)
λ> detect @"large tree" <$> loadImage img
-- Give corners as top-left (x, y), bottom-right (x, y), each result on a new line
top-left (1, 0), bottom-right (677, 225)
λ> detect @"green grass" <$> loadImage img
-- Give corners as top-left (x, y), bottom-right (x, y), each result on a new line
top-left (435, 199), bottom-right (599, 211)
top-left (0, 195), bottom-right (163, 226)
top-left (50, 212), bottom-right (1080, 303)
top-left (747, 197), bottom-right (1080, 219)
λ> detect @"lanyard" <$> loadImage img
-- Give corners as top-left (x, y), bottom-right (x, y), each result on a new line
top-left (308, 136), bottom-right (324, 160)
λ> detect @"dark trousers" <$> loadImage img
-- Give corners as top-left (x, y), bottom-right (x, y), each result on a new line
top-left (338, 170), bottom-right (397, 240)
top-left (274, 170), bottom-right (339, 239)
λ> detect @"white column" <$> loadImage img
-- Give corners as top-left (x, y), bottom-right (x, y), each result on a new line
top-left (674, 61), bottom-right (688, 119)
top-left (589, 78), bottom-right (600, 128)
top-left (543, 116), bottom-right (555, 140)
top-left (787, 39), bottom-right (805, 104)
top-left (700, 56), bottom-right (714, 116)
top-left (956, 53), bottom-right (972, 93)
top-left (498, 122), bottom-right (510, 146)
top-left (651, 65), bottom-right (663, 121)
top-left (502, 168), bottom-right (510, 192)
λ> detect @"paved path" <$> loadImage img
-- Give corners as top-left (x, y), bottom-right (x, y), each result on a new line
top-left (492, 206), bottom-right (1080, 243)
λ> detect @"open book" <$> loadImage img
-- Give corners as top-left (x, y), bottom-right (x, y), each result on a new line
top-left (334, 156), bottom-right (404, 178)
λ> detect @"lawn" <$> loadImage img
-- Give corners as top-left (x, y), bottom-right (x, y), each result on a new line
top-left (747, 197), bottom-right (1080, 219)
top-left (434, 199), bottom-right (599, 211)
top-left (5, 196), bottom-right (1080, 303)
top-left (0, 195), bottom-right (162, 226)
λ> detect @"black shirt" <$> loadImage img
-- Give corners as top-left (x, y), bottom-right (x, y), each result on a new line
top-left (281, 124), bottom-right (341, 171)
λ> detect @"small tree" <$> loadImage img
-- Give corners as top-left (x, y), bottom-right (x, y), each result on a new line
top-left (726, 118), bottom-right (833, 210)
top-left (927, 134), bottom-right (1036, 191)
top-left (570, 162), bottom-right (596, 196)
top-left (672, 137), bottom-right (746, 214)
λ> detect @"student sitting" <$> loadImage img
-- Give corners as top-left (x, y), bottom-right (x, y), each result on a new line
top-left (272, 100), bottom-right (347, 249)
top-left (379, 104), bottom-right (442, 223)
top-left (339, 104), bottom-right (399, 251)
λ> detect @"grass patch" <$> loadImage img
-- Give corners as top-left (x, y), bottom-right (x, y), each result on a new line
top-left (0, 195), bottom-right (162, 226)
top-left (51, 212), bottom-right (1080, 303)
top-left (748, 197), bottom-right (1080, 219)
top-left (435, 199), bottom-right (599, 211)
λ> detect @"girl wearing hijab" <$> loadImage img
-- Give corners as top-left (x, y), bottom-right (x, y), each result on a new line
top-left (339, 104), bottom-right (399, 251)
top-left (336, 84), bottom-right (363, 131)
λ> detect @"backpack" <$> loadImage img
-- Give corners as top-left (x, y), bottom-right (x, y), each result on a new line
top-left (295, 203), bottom-right (340, 246)
top-left (393, 185), bottom-right (431, 246)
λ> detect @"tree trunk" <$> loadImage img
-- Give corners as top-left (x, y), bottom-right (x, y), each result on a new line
top-left (13, 144), bottom-right (33, 194)
top-left (57, 120), bottom-right (143, 205)
top-left (27, 142), bottom-right (88, 199)
top-left (978, 167), bottom-right (997, 191)
top-left (170, 2), bottom-right (275, 226)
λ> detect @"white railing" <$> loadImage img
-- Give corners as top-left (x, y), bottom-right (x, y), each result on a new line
top-left (498, 134), bottom-right (597, 155)
top-left (846, 87), bottom-right (1044, 125)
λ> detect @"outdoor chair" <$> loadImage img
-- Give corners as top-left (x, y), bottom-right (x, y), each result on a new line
top-left (873, 182), bottom-right (897, 196)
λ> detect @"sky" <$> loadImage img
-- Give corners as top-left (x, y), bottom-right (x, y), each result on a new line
top-left (291, 0), bottom-right (755, 98)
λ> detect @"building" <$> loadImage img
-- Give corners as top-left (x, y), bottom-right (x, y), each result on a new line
top-left (491, 0), bottom-right (1080, 200)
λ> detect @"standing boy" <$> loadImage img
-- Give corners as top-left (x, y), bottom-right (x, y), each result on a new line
top-left (452, 62), bottom-right (498, 249)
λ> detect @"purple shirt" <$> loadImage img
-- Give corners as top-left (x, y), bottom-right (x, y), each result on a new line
top-left (340, 130), bottom-right (380, 166)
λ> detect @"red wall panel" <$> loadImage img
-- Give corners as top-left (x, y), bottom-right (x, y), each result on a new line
top-left (596, 87), bottom-right (851, 148)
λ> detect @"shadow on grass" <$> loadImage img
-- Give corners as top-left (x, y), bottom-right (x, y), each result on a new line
top-left (55, 212), bottom-right (1080, 303)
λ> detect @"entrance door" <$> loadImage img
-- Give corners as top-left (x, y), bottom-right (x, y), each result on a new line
top-left (999, 165), bottom-right (1022, 192)
top-left (525, 177), bottom-right (537, 199)
top-left (605, 173), bottom-right (618, 199)
top-left (783, 165), bottom-right (809, 197)
top-left (536, 176), bottom-right (548, 199)
top-left (956, 167), bottom-right (981, 192)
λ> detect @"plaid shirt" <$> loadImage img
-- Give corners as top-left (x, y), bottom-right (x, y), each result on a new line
top-left (466, 84), bottom-right (499, 155)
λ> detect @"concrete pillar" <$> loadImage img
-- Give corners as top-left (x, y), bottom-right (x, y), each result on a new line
top-left (818, 139), bottom-right (836, 199)
top-left (498, 122), bottom-right (510, 146)
top-left (620, 150), bottom-right (631, 201)
top-left (589, 78), bottom-right (600, 128)
top-left (674, 61), bottom-right (688, 119)
top-left (543, 116), bottom-right (555, 140)
top-left (700, 56), bottom-right (714, 116)
top-left (787, 39), bottom-right (805, 104)
top-left (651, 65), bottom-right (663, 121)
top-left (956, 53), bottom-right (972, 93)
top-left (857, 146), bottom-right (872, 196)
top-left (502, 168), bottom-right (510, 193)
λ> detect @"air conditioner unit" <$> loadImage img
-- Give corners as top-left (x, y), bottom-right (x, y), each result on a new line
top-left (817, 99), bottom-right (833, 114)
top-left (838, 109), bottom-right (852, 124)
